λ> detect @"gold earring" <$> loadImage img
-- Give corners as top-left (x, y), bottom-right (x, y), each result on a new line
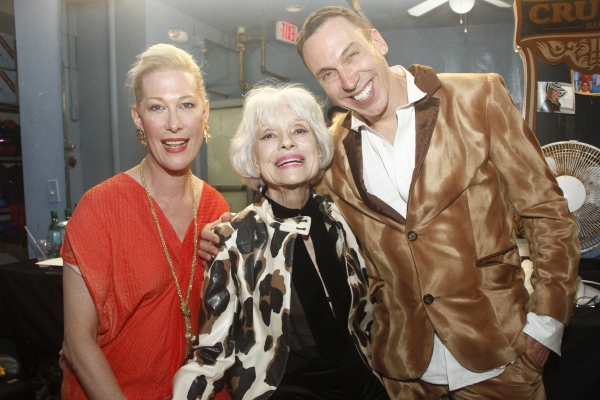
top-left (136, 127), bottom-right (148, 150)
top-left (203, 121), bottom-right (211, 143)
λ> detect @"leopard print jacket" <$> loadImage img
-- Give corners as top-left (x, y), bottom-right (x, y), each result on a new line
top-left (173, 192), bottom-right (377, 400)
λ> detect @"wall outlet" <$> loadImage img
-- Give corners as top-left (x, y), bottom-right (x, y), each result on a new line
top-left (47, 179), bottom-right (60, 203)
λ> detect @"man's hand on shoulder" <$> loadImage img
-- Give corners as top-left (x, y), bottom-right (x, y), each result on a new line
top-left (198, 212), bottom-right (232, 261)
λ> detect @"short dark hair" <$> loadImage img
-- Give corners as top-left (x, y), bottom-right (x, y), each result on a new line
top-left (327, 105), bottom-right (348, 121)
top-left (296, 6), bottom-right (372, 62)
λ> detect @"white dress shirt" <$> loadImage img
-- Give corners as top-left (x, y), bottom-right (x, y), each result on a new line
top-left (354, 65), bottom-right (564, 391)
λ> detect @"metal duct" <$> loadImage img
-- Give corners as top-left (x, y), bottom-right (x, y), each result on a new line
top-left (237, 27), bottom-right (289, 90)
top-left (108, 0), bottom-right (120, 174)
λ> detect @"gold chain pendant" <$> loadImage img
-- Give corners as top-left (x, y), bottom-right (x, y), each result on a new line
top-left (140, 158), bottom-right (199, 355)
top-left (181, 303), bottom-right (197, 353)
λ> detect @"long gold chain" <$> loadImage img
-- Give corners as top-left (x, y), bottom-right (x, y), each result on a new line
top-left (139, 157), bottom-right (199, 354)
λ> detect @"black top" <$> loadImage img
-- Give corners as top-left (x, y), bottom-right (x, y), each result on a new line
top-left (264, 191), bottom-right (389, 400)
top-left (264, 191), bottom-right (352, 367)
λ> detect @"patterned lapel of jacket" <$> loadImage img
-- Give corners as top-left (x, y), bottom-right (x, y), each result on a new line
top-left (254, 195), bottom-right (311, 266)
top-left (313, 192), bottom-right (374, 365)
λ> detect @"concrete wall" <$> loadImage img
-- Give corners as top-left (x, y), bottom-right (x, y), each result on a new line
top-left (72, 0), bottom-right (146, 195)
top-left (14, 0), bottom-right (66, 256)
top-left (382, 23), bottom-right (523, 108)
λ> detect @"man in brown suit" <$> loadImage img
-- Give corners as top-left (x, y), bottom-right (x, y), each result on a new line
top-left (294, 6), bottom-right (579, 400)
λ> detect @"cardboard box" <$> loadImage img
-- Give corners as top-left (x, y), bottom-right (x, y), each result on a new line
top-left (0, 69), bottom-right (17, 105)
top-left (0, 33), bottom-right (16, 70)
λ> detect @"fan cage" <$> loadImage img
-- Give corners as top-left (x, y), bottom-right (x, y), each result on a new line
top-left (542, 141), bottom-right (600, 252)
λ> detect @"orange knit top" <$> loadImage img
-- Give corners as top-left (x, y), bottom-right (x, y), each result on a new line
top-left (61, 173), bottom-right (231, 400)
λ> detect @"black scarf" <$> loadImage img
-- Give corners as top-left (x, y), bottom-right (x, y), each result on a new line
top-left (266, 191), bottom-right (352, 360)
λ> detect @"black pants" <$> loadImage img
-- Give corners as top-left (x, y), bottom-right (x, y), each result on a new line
top-left (269, 355), bottom-right (390, 400)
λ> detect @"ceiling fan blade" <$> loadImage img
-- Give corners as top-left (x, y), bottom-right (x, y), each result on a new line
top-left (408, 0), bottom-right (449, 16)
top-left (482, 0), bottom-right (512, 8)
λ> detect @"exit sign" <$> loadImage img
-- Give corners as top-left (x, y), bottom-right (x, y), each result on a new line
top-left (276, 21), bottom-right (298, 44)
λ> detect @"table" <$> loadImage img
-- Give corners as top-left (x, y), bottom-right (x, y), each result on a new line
top-left (543, 259), bottom-right (600, 400)
top-left (0, 259), bottom-right (63, 357)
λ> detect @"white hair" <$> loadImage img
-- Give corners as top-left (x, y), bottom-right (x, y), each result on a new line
top-left (230, 82), bottom-right (333, 190)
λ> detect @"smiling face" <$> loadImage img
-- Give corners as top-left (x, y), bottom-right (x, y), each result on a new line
top-left (581, 81), bottom-right (590, 92)
top-left (254, 104), bottom-right (321, 206)
top-left (301, 17), bottom-right (400, 126)
top-left (550, 88), bottom-right (561, 100)
top-left (131, 68), bottom-right (208, 174)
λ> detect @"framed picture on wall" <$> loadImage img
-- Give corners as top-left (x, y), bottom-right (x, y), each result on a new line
top-left (537, 81), bottom-right (575, 114)
top-left (572, 70), bottom-right (600, 96)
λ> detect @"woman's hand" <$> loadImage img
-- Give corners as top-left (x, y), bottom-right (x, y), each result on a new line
top-left (198, 212), bottom-right (233, 261)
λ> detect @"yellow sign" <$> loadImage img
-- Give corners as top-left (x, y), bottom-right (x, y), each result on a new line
top-left (514, 0), bottom-right (600, 128)
top-left (515, 0), bottom-right (600, 74)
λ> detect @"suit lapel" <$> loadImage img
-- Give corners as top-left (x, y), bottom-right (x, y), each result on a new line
top-left (339, 64), bottom-right (443, 226)
top-left (411, 96), bottom-right (440, 203)
top-left (342, 121), bottom-right (406, 225)
top-left (410, 64), bottom-right (441, 199)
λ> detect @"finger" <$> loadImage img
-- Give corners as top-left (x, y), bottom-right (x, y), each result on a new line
top-left (198, 249), bottom-right (214, 262)
top-left (537, 346), bottom-right (550, 366)
top-left (200, 238), bottom-right (219, 257)
top-left (201, 228), bottom-right (220, 244)
top-left (221, 212), bottom-right (233, 222)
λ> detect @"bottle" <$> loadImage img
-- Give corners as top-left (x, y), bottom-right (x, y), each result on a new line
top-left (46, 210), bottom-right (61, 258)
top-left (59, 208), bottom-right (72, 245)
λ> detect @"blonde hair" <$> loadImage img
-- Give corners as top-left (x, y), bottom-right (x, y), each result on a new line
top-left (126, 43), bottom-right (206, 105)
top-left (230, 82), bottom-right (333, 190)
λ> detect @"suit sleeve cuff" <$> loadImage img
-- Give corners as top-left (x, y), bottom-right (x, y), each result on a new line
top-left (523, 312), bottom-right (564, 355)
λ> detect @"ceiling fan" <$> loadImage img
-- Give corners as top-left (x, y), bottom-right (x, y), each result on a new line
top-left (408, 0), bottom-right (511, 17)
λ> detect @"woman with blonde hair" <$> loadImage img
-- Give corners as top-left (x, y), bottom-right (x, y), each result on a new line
top-left (61, 43), bottom-right (230, 400)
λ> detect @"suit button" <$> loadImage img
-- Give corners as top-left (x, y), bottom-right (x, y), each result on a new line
top-left (407, 231), bottom-right (418, 241)
top-left (423, 294), bottom-right (434, 305)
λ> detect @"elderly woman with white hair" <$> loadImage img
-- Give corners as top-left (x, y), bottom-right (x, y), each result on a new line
top-left (172, 83), bottom-right (389, 400)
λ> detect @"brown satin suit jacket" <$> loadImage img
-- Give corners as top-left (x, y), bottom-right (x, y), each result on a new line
top-left (320, 64), bottom-right (580, 380)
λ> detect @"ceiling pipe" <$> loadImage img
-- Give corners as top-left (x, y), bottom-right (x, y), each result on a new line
top-left (237, 27), bottom-right (289, 90)
top-left (347, 0), bottom-right (373, 27)
top-left (108, 0), bottom-right (120, 175)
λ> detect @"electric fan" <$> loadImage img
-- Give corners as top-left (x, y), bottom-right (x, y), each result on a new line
top-left (542, 141), bottom-right (600, 253)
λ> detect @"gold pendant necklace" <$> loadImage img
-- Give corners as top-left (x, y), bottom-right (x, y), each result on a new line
top-left (140, 157), bottom-right (199, 354)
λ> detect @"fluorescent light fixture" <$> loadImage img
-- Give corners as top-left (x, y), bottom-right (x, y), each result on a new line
top-left (285, 5), bottom-right (304, 12)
